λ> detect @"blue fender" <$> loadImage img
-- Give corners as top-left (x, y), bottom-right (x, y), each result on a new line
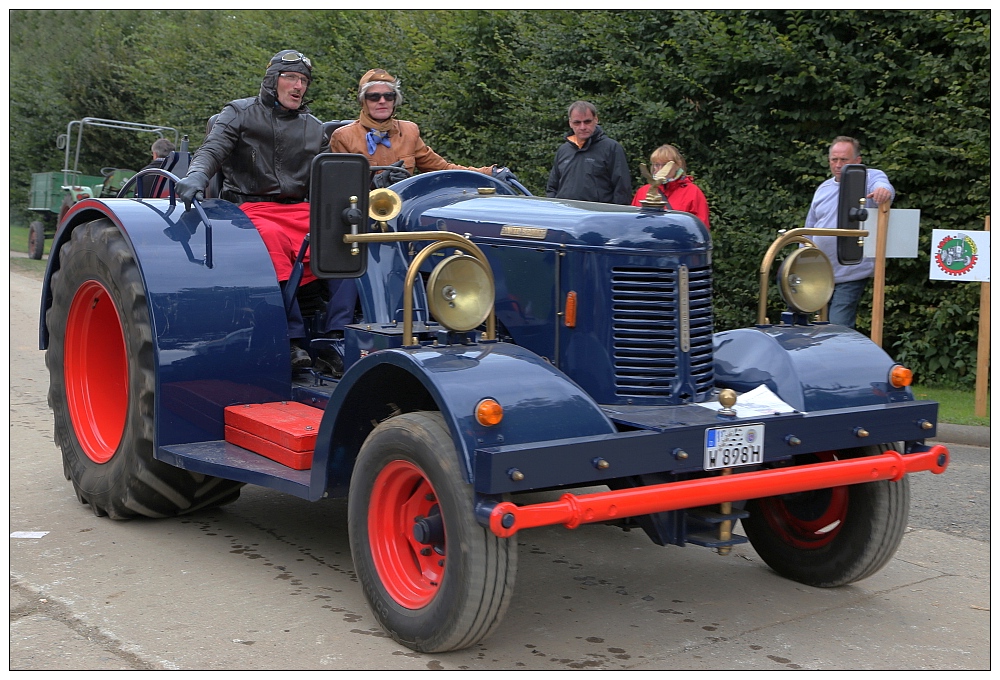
top-left (713, 324), bottom-right (913, 412)
top-left (357, 241), bottom-right (428, 326)
top-left (311, 340), bottom-right (617, 498)
top-left (39, 197), bottom-right (292, 450)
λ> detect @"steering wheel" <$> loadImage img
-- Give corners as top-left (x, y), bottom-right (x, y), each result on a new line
top-left (370, 163), bottom-right (412, 189)
top-left (100, 166), bottom-right (118, 178)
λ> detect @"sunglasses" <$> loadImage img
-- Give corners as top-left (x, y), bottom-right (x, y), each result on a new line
top-left (276, 51), bottom-right (312, 69)
top-left (364, 91), bottom-right (397, 102)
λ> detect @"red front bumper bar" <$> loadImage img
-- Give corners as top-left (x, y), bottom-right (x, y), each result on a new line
top-left (486, 445), bottom-right (949, 538)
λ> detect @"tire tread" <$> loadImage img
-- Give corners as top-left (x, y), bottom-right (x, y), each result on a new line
top-left (743, 442), bottom-right (909, 587)
top-left (46, 218), bottom-right (244, 521)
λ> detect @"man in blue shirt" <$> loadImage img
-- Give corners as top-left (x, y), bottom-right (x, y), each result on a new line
top-left (804, 136), bottom-right (894, 328)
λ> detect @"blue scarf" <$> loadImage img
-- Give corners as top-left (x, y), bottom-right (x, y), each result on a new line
top-left (366, 129), bottom-right (392, 156)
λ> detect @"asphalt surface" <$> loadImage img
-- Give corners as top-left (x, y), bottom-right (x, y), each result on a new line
top-left (8, 262), bottom-right (991, 670)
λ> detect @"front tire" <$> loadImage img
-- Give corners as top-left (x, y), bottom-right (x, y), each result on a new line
top-left (348, 412), bottom-right (517, 652)
top-left (742, 443), bottom-right (909, 587)
top-left (45, 218), bottom-right (243, 519)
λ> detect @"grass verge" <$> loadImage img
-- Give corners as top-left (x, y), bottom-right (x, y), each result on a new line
top-left (10, 223), bottom-right (53, 257)
top-left (10, 256), bottom-right (48, 280)
top-left (10, 224), bottom-right (51, 280)
top-left (913, 385), bottom-right (990, 427)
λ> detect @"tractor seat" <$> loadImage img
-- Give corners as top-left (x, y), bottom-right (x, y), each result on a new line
top-left (323, 120), bottom-right (352, 141)
top-left (143, 151), bottom-right (191, 198)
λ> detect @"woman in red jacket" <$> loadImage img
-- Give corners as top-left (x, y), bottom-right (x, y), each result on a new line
top-left (631, 144), bottom-right (710, 229)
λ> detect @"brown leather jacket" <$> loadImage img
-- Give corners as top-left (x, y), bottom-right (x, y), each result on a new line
top-left (329, 119), bottom-right (491, 175)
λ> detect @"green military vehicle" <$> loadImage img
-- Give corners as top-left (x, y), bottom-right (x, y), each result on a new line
top-left (26, 118), bottom-right (179, 259)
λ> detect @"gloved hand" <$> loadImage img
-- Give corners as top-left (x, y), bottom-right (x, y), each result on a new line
top-left (491, 166), bottom-right (519, 184)
top-left (175, 171), bottom-right (208, 210)
top-left (372, 160), bottom-right (409, 189)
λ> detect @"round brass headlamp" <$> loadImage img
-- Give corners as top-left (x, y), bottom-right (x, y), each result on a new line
top-left (426, 254), bottom-right (495, 332)
top-left (777, 247), bottom-right (834, 314)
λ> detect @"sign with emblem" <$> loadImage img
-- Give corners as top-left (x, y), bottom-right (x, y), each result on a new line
top-left (929, 230), bottom-right (991, 281)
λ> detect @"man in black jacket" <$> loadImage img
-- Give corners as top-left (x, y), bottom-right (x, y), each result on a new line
top-left (176, 49), bottom-right (348, 374)
top-left (546, 101), bottom-right (632, 205)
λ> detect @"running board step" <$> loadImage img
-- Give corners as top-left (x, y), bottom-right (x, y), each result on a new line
top-left (158, 441), bottom-right (312, 499)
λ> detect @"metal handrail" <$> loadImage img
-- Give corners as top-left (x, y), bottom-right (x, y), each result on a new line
top-left (757, 227), bottom-right (869, 325)
top-left (345, 231), bottom-right (497, 346)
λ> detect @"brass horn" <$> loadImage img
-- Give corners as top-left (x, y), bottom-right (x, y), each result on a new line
top-left (369, 187), bottom-right (401, 229)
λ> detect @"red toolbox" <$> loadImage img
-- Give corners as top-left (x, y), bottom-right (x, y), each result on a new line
top-left (223, 401), bottom-right (323, 470)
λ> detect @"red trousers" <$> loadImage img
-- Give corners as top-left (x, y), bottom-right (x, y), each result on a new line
top-left (240, 202), bottom-right (316, 285)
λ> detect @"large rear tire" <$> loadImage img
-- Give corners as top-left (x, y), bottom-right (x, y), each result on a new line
top-left (45, 218), bottom-right (243, 519)
top-left (348, 412), bottom-right (517, 652)
top-left (742, 443), bottom-right (909, 587)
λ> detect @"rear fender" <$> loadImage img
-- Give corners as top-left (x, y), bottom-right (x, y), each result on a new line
top-left (39, 196), bottom-right (293, 452)
top-left (39, 198), bottom-right (124, 349)
top-left (713, 325), bottom-right (913, 411)
top-left (312, 341), bottom-right (616, 498)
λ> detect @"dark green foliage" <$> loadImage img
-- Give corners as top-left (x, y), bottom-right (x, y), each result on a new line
top-left (10, 10), bottom-right (988, 387)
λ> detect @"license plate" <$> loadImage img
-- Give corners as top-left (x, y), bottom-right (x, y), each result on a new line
top-left (704, 423), bottom-right (764, 470)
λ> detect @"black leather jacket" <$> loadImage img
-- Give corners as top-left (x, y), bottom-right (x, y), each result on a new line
top-left (189, 81), bottom-right (324, 203)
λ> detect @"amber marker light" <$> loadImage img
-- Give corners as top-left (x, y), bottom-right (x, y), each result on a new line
top-left (564, 291), bottom-right (578, 328)
top-left (889, 365), bottom-right (913, 388)
top-left (476, 398), bottom-right (504, 426)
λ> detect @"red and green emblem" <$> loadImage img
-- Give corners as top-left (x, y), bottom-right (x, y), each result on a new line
top-left (933, 234), bottom-right (978, 276)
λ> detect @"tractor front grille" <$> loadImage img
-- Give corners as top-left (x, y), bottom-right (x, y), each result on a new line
top-left (611, 266), bottom-right (714, 401)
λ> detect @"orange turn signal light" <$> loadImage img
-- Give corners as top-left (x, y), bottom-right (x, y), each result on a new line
top-left (564, 291), bottom-right (578, 328)
top-left (889, 365), bottom-right (913, 388)
top-left (476, 398), bottom-right (504, 427)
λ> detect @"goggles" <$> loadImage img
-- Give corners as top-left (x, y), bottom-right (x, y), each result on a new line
top-left (272, 51), bottom-right (312, 70)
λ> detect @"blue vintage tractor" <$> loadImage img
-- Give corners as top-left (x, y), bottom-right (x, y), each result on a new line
top-left (39, 153), bottom-right (948, 653)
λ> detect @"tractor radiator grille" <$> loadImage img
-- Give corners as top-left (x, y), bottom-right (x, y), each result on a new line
top-left (611, 266), bottom-right (714, 400)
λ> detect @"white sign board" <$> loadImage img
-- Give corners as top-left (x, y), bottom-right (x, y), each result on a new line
top-left (862, 209), bottom-right (921, 258)
top-left (928, 230), bottom-right (991, 282)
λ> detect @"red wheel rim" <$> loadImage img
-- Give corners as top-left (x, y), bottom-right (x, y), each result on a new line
top-left (369, 460), bottom-right (444, 609)
top-left (64, 280), bottom-right (129, 464)
top-left (759, 452), bottom-right (849, 549)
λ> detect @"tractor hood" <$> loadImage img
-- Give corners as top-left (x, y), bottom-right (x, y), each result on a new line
top-left (390, 171), bottom-right (709, 253)
top-left (421, 195), bottom-right (708, 252)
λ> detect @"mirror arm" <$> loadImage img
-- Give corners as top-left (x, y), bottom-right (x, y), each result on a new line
top-left (342, 195), bottom-right (363, 255)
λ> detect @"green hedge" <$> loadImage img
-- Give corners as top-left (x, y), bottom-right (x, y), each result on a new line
top-left (10, 9), bottom-right (989, 387)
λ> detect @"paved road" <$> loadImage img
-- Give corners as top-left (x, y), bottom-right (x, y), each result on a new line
top-left (9, 268), bottom-right (990, 670)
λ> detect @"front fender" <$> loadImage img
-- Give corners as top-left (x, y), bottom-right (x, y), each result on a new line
top-left (713, 324), bottom-right (913, 412)
top-left (312, 341), bottom-right (616, 497)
